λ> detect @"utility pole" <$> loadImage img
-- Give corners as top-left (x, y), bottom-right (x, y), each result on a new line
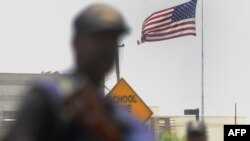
top-left (235, 102), bottom-right (237, 125)
top-left (102, 44), bottom-right (124, 96)
top-left (115, 44), bottom-right (124, 82)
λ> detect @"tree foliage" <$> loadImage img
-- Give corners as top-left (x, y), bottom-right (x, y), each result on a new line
top-left (159, 131), bottom-right (185, 141)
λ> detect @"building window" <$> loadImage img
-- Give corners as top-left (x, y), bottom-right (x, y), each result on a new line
top-left (3, 111), bottom-right (17, 128)
top-left (159, 119), bottom-right (166, 126)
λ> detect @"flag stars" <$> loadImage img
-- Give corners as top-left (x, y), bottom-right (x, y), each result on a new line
top-left (170, 0), bottom-right (197, 22)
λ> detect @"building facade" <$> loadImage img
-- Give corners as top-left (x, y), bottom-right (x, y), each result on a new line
top-left (0, 73), bottom-right (246, 141)
top-left (147, 107), bottom-right (246, 141)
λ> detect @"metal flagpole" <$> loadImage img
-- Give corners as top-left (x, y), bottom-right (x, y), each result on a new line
top-left (201, 0), bottom-right (205, 121)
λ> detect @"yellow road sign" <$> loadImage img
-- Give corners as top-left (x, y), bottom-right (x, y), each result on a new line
top-left (106, 78), bottom-right (152, 123)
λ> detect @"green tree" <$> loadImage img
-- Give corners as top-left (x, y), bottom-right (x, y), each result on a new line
top-left (159, 131), bottom-right (185, 141)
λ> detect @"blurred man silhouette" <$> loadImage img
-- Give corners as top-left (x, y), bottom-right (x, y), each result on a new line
top-left (2, 3), bottom-right (152, 141)
top-left (186, 121), bottom-right (207, 141)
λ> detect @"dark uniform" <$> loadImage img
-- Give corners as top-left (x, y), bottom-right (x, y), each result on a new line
top-left (2, 4), bottom-right (152, 141)
top-left (186, 121), bottom-right (207, 141)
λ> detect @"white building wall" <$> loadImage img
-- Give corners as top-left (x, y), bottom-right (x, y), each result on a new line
top-left (170, 116), bottom-right (246, 141)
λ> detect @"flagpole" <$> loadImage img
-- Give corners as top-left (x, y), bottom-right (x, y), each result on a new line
top-left (201, 0), bottom-right (205, 122)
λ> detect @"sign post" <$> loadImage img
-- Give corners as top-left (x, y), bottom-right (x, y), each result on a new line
top-left (184, 108), bottom-right (199, 121)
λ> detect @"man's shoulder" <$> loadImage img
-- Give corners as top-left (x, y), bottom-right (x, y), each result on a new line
top-left (27, 75), bottom-right (74, 100)
top-left (31, 74), bottom-right (89, 99)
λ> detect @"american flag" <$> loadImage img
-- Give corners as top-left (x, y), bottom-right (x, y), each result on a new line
top-left (140, 0), bottom-right (197, 43)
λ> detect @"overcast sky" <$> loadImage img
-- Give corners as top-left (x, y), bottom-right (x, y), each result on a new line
top-left (1, 0), bottom-right (250, 123)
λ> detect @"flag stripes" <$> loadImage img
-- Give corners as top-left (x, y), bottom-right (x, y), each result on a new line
top-left (140, 0), bottom-right (197, 43)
